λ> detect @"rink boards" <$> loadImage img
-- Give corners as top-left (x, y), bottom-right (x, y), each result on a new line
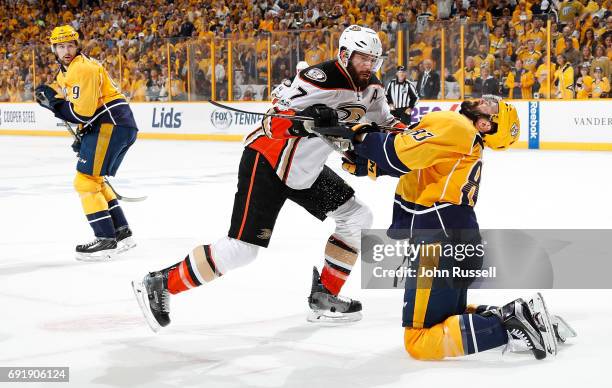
top-left (0, 100), bottom-right (610, 151)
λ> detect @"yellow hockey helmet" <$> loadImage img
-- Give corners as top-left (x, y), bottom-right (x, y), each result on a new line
top-left (49, 25), bottom-right (79, 46)
top-left (484, 100), bottom-right (520, 150)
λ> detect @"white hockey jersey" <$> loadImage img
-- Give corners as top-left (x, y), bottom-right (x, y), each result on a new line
top-left (245, 59), bottom-right (397, 190)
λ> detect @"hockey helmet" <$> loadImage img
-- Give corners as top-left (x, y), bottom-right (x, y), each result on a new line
top-left (337, 25), bottom-right (383, 72)
top-left (50, 25), bottom-right (79, 48)
top-left (483, 100), bottom-right (520, 150)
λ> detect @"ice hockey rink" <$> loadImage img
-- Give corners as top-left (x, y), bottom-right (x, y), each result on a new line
top-left (1, 135), bottom-right (611, 388)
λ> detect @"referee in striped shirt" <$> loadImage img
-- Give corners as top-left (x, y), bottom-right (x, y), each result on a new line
top-left (385, 66), bottom-right (419, 124)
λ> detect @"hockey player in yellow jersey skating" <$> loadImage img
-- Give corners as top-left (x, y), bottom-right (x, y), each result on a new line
top-left (35, 25), bottom-right (139, 261)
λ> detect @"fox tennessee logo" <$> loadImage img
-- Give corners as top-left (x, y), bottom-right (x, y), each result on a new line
top-left (211, 109), bottom-right (233, 130)
top-left (304, 68), bottom-right (327, 82)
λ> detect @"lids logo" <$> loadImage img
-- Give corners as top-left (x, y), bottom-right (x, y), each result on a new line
top-left (152, 107), bottom-right (182, 129)
top-left (211, 109), bottom-right (233, 130)
top-left (304, 68), bottom-right (327, 82)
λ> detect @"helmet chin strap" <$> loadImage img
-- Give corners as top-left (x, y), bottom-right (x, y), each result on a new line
top-left (338, 48), bottom-right (360, 90)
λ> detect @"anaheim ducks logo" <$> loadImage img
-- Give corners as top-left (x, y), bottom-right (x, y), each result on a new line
top-left (257, 228), bottom-right (273, 240)
top-left (304, 68), bottom-right (327, 82)
top-left (336, 104), bottom-right (367, 122)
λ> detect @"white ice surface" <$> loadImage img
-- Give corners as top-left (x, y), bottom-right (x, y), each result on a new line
top-left (1, 136), bottom-right (611, 387)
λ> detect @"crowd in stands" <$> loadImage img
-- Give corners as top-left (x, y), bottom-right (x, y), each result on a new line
top-left (0, 0), bottom-right (610, 102)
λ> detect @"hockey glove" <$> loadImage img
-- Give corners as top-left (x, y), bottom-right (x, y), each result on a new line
top-left (342, 155), bottom-right (380, 180)
top-left (35, 85), bottom-right (63, 111)
top-left (289, 104), bottom-right (338, 137)
top-left (71, 138), bottom-right (82, 154)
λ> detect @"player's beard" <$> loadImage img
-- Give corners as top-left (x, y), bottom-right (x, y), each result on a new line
top-left (346, 61), bottom-right (371, 89)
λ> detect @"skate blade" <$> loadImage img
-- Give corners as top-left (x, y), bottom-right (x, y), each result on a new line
top-left (530, 292), bottom-right (557, 357)
top-left (75, 249), bottom-right (117, 262)
top-left (117, 237), bottom-right (137, 254)
top-left (131, 280), bottom-right (161, 333)
top-left (307, 310), bottom-right (362, 325)
top-left (552, 315), bottom-right (577, 341)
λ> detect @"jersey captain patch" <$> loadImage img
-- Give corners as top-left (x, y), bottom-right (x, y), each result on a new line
top-left (304, 68), bottom-right (327, 82)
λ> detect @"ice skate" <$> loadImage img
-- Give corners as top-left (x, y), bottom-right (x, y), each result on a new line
top-left (307, 267), bottom-right (362, 324)
top-left (75, 237), bottom-right (117, 261)
top-left (115, 227), bottom-right (136, 253)
top-left (526, 293), bottom-right (558, 356)
top-left (552, 314), bottom-right (577, 343)
top-left (132, 271), bottom-right (170, 333)
top-left (500, 296), bottom-right (554, 360)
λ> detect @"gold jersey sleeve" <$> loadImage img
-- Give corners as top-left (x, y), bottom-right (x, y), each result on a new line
top-left (393, 111), bottom-right (484, 207)
top-left (56, 55), bottom-right (124, 119)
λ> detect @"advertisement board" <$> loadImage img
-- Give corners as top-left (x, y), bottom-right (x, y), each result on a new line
top-left (1, 100), bottom-right (610, 150)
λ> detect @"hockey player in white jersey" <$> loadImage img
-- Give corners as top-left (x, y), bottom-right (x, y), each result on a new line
top-left (132, 25), bottom-right (407, 332)
top-left (270, 61), bottom-right (309, 103)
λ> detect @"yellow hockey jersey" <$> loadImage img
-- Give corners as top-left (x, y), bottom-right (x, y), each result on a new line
top-left (393, 111), bottom-right (483, 208)
top-left (53, 54), bottom-right (136, 129)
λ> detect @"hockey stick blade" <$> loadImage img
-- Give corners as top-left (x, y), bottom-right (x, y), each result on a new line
top-left (103, 178), bottom-right (147, 202)
top-left (55, 109), bottom-right (147, 202)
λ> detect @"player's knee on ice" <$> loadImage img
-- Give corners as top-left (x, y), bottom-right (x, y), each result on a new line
top-left (403, 316), bottom-right (466, 361)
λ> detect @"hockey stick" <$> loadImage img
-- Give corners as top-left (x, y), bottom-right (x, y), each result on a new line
top-left (208, 100), bottom-right (400, 131)
top-left (209, 100), bottom-right (355, 161)
top-left (36, 85), bottom-right (147, 202)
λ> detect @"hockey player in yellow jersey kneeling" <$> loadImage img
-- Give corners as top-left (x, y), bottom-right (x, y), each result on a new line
top-left (339, 96), bottom-right (576, 360)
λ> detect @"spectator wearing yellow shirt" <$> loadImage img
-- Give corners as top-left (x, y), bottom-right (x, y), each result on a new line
top-left (581, 28), bottom-right (597, 52)
top-left (355, 9), bottom-right (374, 27)
top-left (591, 45), bottom-right (611, 79)
top-left (590, 16), bottom-right (607, 40)
top-left (304, 40), bottom-right (326, 66)
top-left (473, 44), bottom-right (495, 72)
top-left (130, 70), bottom-right (149, 102)
top-left (476, 0), bottom-right (494, 29)
top-left (512, 1), bottom-right (533, 23)
top-left (554, 54), bottom-right (575, 98)
top-left (575, 63), bottom-right (594, 98)
top-left (526, 18), bottom-right (547, 52)
top-left (517, 39), bottom-right (542, 73)
top-left (259, 11), bottom-right (274, 32)
top-left (489, 26), bottom-right (507, 56)
top-left (347, 0), bottom-right (361, 20)
top-left (453, 56), bottom-right (480, 97)
top-left (535, 68), bottom-right (552, 98)
top-left (591, 66), bottom-right (610, 97)
top-left (506, 59), bottom-right (535, 99)
top-left (385, 0), bottom-right (403, 16)
top-left (408, 36), bottom-right (428, 69)
top-left (557, 0), bottom-right (587, 25)
top-left (556, 26), bottom-right (580, 56)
